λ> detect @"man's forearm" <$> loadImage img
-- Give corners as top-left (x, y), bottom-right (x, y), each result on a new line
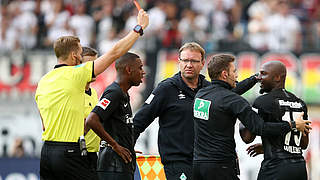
top-left (239, 107), bottom-right (291, 136)
top-left (94, 31), bottom-right (140, 76)
top-left (86, 113), bottom-right (118, 147)
top-left (232, 75), bottom-right (258, 95)
top-left (239, 123), bottom-right (256, 144)
top-left (94, 9), bottom-right (149, 76)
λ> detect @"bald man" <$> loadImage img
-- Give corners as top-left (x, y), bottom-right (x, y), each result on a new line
top-left (240, 61), bottom-right (310, 180)
top-left (85, 52), bottom-right (145, 180)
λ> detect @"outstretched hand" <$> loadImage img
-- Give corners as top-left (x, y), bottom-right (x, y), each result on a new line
top-left (295, 112), bottom-right (312, 136)
top-left (137, 9), bottom-right (149, 30)
top-left (246, 143), bottom-right (264, 157)
top-left (112, 143), bottom-right (132, 164)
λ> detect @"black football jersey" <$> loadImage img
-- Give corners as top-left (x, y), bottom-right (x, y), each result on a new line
top-left (253, 88), bottom-right (308, 160)
top-left (92, 82), bottom-right (135, 172)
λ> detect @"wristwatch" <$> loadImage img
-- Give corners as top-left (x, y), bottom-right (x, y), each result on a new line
top-left (133, 25), bottom-right (144, 36)
top-left (290, 120), bottom-right (297, 131)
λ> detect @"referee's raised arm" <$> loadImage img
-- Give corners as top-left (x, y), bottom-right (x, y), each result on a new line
top-left (35, 8), bottom-right (149, 180)
top-left (93, 9), bottom-right (149, 76)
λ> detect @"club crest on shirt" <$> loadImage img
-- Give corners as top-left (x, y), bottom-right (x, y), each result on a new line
top-left (178, 91), bottom-right (185, 99)
top-left (180, 173), bottom-right (187, 180)
top-left (193, 98), bottom-right (211, 120)
top-left (97, 98), bottom-right (111, 110)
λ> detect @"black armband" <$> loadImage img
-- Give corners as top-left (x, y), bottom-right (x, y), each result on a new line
top-left (290, 120), bottom-right (297, 131)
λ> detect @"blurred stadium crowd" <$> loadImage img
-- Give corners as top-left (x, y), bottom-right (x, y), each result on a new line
top-left (1, 0), bottom-right (320, 54)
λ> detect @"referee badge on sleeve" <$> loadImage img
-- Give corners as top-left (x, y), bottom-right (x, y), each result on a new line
top-left (97, 98), bottom-right (111, 110)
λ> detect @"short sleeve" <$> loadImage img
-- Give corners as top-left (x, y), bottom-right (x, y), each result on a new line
top-left (92, 89), bottom-right (121, 123)
top-left (72, 61), bottom-right (93, 88)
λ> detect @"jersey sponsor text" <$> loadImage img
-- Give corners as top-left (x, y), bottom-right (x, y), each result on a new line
top-left (194, 98), bottom-right (211, 120)
top-left (278, 100), bottom-right (302, 108)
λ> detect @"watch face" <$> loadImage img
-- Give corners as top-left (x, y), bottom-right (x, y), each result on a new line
top-left (134, 25), bottom-right (142, 31)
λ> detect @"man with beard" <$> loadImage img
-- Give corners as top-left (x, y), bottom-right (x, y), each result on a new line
top-left (240, 61), bottom-right (310, 180)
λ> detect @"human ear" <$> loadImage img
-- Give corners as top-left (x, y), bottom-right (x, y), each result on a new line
top-left (125, 66), bottom-right (131, 74)
top-left (71, 52), bottom-right (77, 60)
top-left (274, 75), bottom-right (281, 82)
top-left (222, 70), bottom-right (228, 79)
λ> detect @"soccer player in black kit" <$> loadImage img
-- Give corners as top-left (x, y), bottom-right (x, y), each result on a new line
top-left (240, 61), bottom-right (310, 180)
top-left (85, 53), bottom-right (145, 180)
top-left (192, 54), bottom-right (311, 180)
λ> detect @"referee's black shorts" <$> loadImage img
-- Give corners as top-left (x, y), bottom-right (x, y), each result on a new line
top-left (257, 158), bottom-right (307, 180)
top-left (40, 141), bottom-right (98, 180)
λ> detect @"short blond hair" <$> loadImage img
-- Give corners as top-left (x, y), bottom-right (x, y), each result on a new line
top-left (178, 42), bottom-right (205, 61)
top-left (53, 36), bottom-right (80, 61)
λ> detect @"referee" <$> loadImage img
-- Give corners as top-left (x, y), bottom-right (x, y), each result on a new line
top-left (35, 10), bottom-right (149, 180)
top-left (82, 47), bottom-right (100, 170)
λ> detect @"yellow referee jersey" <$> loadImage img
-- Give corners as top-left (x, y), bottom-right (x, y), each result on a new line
top-left (84, 88), bottom-right (100, 152)
top-left (35, 62), bottom-right (93, 142)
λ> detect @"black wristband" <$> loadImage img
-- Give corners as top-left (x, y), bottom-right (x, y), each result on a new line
top-left (291, 120), bottom-right (297, 130)
top-left (251, 73), bottom-right (260, 83)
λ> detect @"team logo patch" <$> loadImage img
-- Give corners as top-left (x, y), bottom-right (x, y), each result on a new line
top-left (180, 173), bottom-right (187, 180)
top-left (194, 98), bottom-right (211, 120)
top-left (97, 98), bottom-right (111, 110)
top-left (178, 91), bottom-right (186, 99)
